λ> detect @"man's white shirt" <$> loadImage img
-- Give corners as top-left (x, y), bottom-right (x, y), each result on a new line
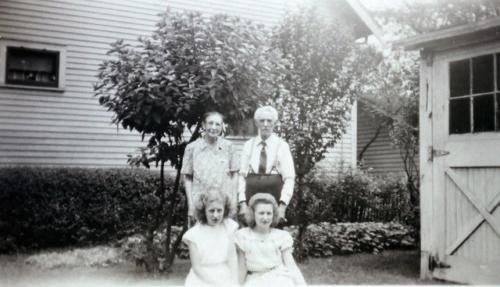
top-left (238, 134), bottom-right (295, 204)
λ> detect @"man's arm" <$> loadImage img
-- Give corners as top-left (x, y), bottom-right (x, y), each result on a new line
top-left (279, 141), bottom-right (295, 205)
top-left (237, 140), bottom-right (251, 204)
top-left (237, 140), bottom-right (252, 222)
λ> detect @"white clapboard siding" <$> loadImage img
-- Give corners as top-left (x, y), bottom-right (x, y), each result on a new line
top-left (0, 91), bottom-right (102, 105)
top-left (0, 1), bottom-right (161, 25)
top-left (356, 104), bottom-right (417, 175)
top-left (0, 0), bottom-right (355, 170)
top-left (165, 0), bottom-right (289, 27)
top-left (0, 130), bottom-right (141, 141)
top-left (314, 119), bottom-right (355, 177)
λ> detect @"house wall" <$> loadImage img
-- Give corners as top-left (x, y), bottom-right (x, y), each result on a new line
top-left (0, 0), bottom-right (355, 170)
top-left (356, 103), bottom-right (410, 175)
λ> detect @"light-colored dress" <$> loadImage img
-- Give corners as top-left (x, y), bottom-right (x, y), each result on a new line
top-left (235, 227), bottom-right (299, 286)
top-left (182, 218), bottom-right (239, 286)
top-left (181, 137), bottom-right (238, 206)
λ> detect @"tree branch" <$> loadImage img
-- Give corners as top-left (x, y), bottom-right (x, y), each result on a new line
top-left (357, 118), bottom-right (389, 162)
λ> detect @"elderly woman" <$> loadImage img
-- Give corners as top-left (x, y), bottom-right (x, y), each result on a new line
top-left (182, 112), bottom-right (239, 223)
top-left (238, 106), bottom-right (295, 224)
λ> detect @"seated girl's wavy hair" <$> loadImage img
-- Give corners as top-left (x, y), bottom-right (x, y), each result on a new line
top-left (194, 189), bottom-right (234, 224)
top-left (246, 193), bottom-right (280, 228)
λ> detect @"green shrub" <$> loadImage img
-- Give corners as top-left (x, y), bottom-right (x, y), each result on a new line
top-left (0, 167), bottom-right (185, 253)
top-left (287, 169), bottom-right (415, 226)
top-left (374, 173), bottom-right (414, 224)
top-left (285, 222), bottom-right (415, 257)
top-left (120, 225), bottom-right (189, 269)
top-left (119, 221), bottom-right (415, 265)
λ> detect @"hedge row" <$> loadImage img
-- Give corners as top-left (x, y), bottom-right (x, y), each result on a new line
top-left (0, 167), bottom-right (184, 253)
top-left (287, 169), bottom-right (417, 226)
top-left (1, 167), bottom-right (416, 254)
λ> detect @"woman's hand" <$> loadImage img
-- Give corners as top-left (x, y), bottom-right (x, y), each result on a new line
top-left (277, 203), bottom-right (287, 223)
top-left (238, 202), bottom-right (250, 225)
top-left (282, 249), bottom-right (306, 285)
top-left (236, 248), bottom-right (248, 284)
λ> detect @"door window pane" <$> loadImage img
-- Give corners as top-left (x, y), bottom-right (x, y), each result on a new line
top-left (497, 53), bottom-right (500, 91)
top-left (450, 98), bottom-right (471, 134)
top-left (450, 59), bottom-right (470, 97)
top-left (473, 94), bottom-right (495, 132)
top-left (472, 55), bottom-right (494, 94)
top-left (497, 94), bottom-right (500, 131)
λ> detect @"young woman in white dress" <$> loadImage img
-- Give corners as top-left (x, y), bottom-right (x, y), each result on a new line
top-left (182, 189), bottom-right (239, 286)
top-left (235, 193), bottom-right (306, 286)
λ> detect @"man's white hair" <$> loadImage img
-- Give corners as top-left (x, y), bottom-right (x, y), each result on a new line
top-left (254, 106), bottom-right (278, 122)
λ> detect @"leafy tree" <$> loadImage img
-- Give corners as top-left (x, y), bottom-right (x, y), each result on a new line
top-left (270, 7), bottom-right (363, 260)
top-left (357, 0), bottom-right (500, 233)
top-left (94, 10), bottom-right (275, 272)
top-left (375, 0), bottom-right (500, 35)
top-left (356, 47), bottom-right (420, 229)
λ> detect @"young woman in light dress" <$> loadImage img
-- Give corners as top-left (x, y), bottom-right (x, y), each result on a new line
top-left (235, 193), bottom-right (306, 286)
top-left (182, 190), bottom-right (239, 286)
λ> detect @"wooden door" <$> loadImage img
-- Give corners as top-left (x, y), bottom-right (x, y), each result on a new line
top-left (431, 43), bottom-right (500, 284)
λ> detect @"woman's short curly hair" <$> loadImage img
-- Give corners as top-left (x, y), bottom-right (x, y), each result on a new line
top-left (193, 189), bottom-right (234, 224)
top-left (246, 193), bottom-right (279, 228)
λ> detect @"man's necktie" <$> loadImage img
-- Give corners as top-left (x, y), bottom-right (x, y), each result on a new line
top-left (258, 141), bottom-right (267, 174)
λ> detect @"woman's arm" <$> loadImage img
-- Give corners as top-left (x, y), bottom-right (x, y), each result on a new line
top-left (282, 249), bottom-right (306, 285)
top-left (227, 240), bottom-right (239, 284)
top-left (183, 175), bottom-right (194, 223)
top-left (236, 247), bottom-right (248, 284)
top-left (186, 241), bottom-right (219, 285)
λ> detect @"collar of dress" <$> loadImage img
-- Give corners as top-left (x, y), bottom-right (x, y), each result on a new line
top-left (200, 135), bottom-right (223, 151)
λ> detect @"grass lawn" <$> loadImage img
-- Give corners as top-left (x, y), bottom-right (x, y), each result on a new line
top-left (0, 247), bottom-right (442, 286)
top-left (300, 250), bottom-right (440, 285)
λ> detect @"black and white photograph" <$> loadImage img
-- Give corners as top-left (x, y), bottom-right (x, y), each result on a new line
top-left (1, 0), bottom-right (499, 285)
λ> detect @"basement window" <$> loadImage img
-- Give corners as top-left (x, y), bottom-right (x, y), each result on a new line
top-left (0, 40), bottom-right (66, 91)
top-left (6, 47), bottom-right (59, 87)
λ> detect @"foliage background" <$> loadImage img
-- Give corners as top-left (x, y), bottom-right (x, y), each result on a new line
top-left (0, 167), bottom-right (182, 253)
top-left (0, 167), bottom-right (415, 254)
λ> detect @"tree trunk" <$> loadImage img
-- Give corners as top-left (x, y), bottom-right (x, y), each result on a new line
top-left (295, 175), bottom-right (308, 262)
top-left (357, 120), bottom-right (385, 163)
top-left (163, 124), bottom-right (201, 272)
top-left (143, 159), bottom-right (166, 272)
top-left (163, 164), bottom-right (185, 272)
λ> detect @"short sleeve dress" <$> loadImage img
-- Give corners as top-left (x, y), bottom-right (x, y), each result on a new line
top-left (182, 219), bottom-right (239, 286)
top-left (234, 227), bottom-right (299, 286)
top-left (181, 137), bottom-right (239, 209)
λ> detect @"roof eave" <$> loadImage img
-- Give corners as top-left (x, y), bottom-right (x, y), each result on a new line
top-left (394, 16), bottom-right (500, 51)
top-left (345, 0), bottom-right (385, 45)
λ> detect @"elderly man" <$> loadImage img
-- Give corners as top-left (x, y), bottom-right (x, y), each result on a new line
top-left (238, 106), bottom-right (295, 223)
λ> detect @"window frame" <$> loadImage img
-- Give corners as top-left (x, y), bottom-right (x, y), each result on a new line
top-left (0, 39), bottom-right (66, 91)
top-left (448, 52), bottom-right (499, 135)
